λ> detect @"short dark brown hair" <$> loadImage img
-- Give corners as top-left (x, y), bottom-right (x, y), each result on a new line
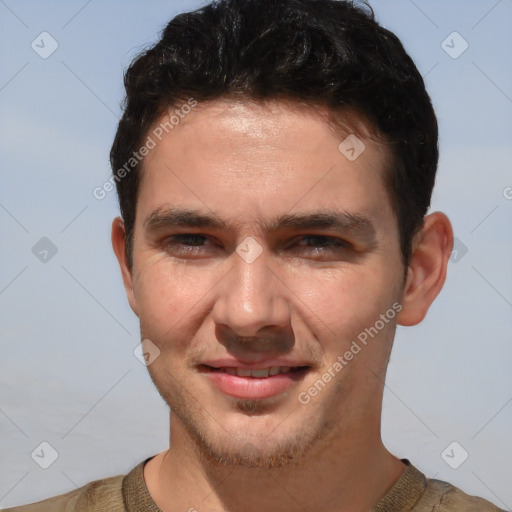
top-left (110, 0), bottom-right (438, 267)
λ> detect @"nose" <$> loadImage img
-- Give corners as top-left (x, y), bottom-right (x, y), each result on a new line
top-left (211, 244), bottom-right (291, 338)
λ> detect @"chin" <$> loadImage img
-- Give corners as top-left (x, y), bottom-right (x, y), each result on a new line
top-left (197, 433), bottom-right (305, 469)
top-left (175, 403), bottom-right (339, 470)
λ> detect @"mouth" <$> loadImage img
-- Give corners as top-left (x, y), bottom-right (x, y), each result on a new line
top-left (199, 363), bottom-right (311, 399)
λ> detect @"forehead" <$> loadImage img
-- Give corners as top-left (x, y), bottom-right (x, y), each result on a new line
top-left (137, 99), bottom-right (394, 233)
top-left (152, 99), bottom-right (382, 158)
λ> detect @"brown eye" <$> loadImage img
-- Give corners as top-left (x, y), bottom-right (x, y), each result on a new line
top-left (163, 234), bottom-right (213, 257)
top-left (287, 235), bottom-right (353, 261)
top-left (295, 235), bottom-right (350, 250)
top-left (169, 234), bottom-right (208, 246)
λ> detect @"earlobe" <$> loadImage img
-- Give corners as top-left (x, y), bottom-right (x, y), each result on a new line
top-left (111, 217), bottom-right (139, 316)
top-left (397, 212), bottom-right (453, 326)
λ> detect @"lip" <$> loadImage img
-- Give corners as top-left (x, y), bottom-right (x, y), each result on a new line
top-left (199, 360), bottom-right (311, 400)
top-left (202, 358), bottom-right (311, 369)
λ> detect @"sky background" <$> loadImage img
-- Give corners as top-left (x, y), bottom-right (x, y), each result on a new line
top-left (1, 0), bottom-right (511, 509)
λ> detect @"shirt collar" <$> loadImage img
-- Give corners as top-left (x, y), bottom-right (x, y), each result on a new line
top-left (122, 456), bottom-right (426, 512)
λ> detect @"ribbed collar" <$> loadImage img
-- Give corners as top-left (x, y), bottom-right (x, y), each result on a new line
top-left (122, 456), bottom-right (162, 512)
top-left (122, 457), bottom-right (426, 512)
top-left (370, 459), bottom-right (427, 511)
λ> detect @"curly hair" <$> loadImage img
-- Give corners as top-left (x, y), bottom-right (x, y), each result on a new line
top-left (110, 0), bottom-right (438, 267)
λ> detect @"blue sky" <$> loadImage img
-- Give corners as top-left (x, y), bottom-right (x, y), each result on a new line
top-left (1, 0), bottom-right (511, 508)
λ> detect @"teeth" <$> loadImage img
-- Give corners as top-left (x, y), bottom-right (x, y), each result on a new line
top-left (217, 366), bottom-right (298, 377)
top-left (251, 368), bottom-right (270, 378)
top-left (236, 367), bottom-right (252, 377)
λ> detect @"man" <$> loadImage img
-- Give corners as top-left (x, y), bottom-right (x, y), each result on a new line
top-left (4, 0), bottom-right (505, 510)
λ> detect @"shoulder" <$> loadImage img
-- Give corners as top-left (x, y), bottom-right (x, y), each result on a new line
top-left (414, 477), bottom-right (506, 511)
top-left (0, 474), bottom-right (125, 512)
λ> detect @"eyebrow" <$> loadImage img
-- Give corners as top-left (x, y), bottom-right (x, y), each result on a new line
top-left (143, 206), bottom-right (376, 241)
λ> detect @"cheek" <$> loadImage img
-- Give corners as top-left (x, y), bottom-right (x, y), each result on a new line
top-left (293, 264), bottom-right (398, 326)
top-left (132, 260), bottom-right (209, 348)
top-left (287, 264), bottom-right (401, 376)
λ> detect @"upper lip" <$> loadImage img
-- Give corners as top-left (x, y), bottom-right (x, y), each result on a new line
top-left (201, 358), bottom-right (310, 369)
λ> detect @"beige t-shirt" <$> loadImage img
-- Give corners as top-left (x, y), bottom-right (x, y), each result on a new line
top-left (2, 458), bottom-right (505, 511)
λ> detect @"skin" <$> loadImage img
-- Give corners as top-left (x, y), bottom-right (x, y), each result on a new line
top-left (112, 99), bottom-right (453, 512)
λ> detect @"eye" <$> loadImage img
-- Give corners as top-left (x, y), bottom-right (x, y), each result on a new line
top-left (163, 234), bottom-right (213, 256)
top-left (161, 233), bottom-right (352, 260)
top-left (296, 235), bottom-right (347, 248)
top-left (290, 235), bottom-right (352, 257)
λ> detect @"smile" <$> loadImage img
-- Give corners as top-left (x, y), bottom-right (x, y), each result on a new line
top-left (210, 365), bottom-right (302, 378)
top-left (201, 364), bottom-right (310, 399)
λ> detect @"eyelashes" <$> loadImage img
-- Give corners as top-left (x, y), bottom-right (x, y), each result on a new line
top-left (162, 234), bottom-right (352, 260)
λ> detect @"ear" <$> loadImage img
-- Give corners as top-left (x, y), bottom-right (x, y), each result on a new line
top-left (111, 217), bottom-right (139, 316)
top-left (397, 212), bottom-right (453, 326)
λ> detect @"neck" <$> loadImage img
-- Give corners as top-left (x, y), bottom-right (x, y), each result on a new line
top-left (144, 413), bottom-right (406, 512)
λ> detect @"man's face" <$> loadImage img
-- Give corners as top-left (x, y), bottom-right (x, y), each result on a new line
top-left (122, 100), bottom-right (406, 467)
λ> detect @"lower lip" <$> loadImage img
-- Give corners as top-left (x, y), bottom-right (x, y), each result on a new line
top-left (204, 367), bottom-right (309, 399)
